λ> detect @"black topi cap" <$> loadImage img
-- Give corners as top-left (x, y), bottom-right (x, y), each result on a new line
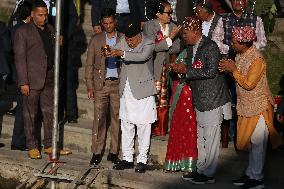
top-left (125, 20), bottom-right (141, 38)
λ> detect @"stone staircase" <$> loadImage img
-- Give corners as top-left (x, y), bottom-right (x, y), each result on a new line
top-left (76, 2), bottom-right (94, 120)
top-left (268, 18), bottom-right (284, 52)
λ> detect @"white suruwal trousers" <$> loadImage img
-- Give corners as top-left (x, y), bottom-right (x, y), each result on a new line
top-left (245, 115), bottom-right (269, 180)
top-left (119, 79), bottom-right (157, 164)
top-left (196, 103), bottom-right (232, 177)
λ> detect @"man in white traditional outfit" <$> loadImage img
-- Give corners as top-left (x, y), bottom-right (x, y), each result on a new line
top-left (110, 20), bottom-right (157, 173)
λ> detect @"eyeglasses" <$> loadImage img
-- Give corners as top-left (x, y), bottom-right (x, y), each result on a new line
top-left (231, 0), bottom-right (245, 3)
top-left (162, 11), bottom-right (173, 16)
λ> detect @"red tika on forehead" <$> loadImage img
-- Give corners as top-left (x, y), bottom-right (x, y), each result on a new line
top-left (182, 16), bottom-right (202, 31)
top-left (232, 26), bottom-right (256, 42)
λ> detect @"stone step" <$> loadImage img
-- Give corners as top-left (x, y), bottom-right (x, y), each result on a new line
top-left (1, 115), bottom-right (167, 164)
top-left (1, 116), bottom-right (284, 189)
top-left (273, 18), bottom-right (284, 33)
top-left (0, 0), bottom-right (15, 10)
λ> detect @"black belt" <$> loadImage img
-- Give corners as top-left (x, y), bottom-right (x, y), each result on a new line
top-left (116, 13), bottom-right (131, 17)
top-left (105, 77), bottom-right (118, 81)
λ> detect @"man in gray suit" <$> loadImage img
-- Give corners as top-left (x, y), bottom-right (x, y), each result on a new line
top-left (169, 16), bottom-right (231, 184)
top-left (111, 21), bottom-right (156, 173)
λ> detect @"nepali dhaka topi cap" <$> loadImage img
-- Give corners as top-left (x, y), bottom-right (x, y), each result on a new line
top-left (232, 26), bottom-right (256, 42)
top-left (182, 16), bottom-right (202, 31)
top-left (125, 20), bottom-right (141, 38)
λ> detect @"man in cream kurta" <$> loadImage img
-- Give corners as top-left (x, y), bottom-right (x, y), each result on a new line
top-left (110, 21), bottom-right (157, 173)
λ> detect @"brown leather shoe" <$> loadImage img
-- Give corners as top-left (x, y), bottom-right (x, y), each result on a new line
top-left (43, 147), bottom-right (72, 155)
top-left (28, 149), bottom-right (42, 159)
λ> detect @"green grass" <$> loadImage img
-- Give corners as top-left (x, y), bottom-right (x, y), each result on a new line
top-left (264, 48), bottom-right (284, 95)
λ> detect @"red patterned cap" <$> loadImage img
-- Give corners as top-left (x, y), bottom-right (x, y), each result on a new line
top-left (182, 16), bottom-right (202, 31)
top-left (232, 26), bottom-right (256, 42)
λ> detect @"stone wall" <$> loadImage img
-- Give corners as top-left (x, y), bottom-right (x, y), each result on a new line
top-left (0, 0), bottom-right (15, 11)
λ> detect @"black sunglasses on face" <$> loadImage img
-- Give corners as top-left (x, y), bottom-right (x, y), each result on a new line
top-left (162, 11), bottom-right (173, 16)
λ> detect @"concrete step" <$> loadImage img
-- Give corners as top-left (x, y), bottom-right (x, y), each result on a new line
top-left (1, 115), bottom-right (169, 164)
top-left (0, 0), bottom-right (15, 10)
top-left (1, 116), bottom-right (284, 188)
top-left (273, 18), bottom-right (284, 33)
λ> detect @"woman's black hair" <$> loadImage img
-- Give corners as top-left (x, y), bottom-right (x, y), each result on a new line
top-left (146, 0), bottom-right (171, 20)
top-left (16, 1), bottom-right (32, 21)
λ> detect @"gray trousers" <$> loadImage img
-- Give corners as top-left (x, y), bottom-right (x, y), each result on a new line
top-left (196, 105), bottom-right (228, 177)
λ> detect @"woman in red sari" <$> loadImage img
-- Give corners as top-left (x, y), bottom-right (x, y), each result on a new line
top-left (164, 49), bottom-right (198, 172)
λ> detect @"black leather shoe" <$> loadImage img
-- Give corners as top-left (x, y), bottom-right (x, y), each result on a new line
top-left (113, 160), bottom-right (134, 170)
top-left (11, 145), bottom-right (28, 151)
top-left (135, 162), bottom-right (147, 173)
top-left (68, 118), bottom-right (78, 123)
top-left (182, 170), bottom-right (199, 181)
top-left (90, 154), bottom-right (102, 165)
top-left (0, 143), bottom-right (5, 148)
top-left (6, 108), bottom-right (16, 116)
top-left (107, 153), bottom-right (120, 164)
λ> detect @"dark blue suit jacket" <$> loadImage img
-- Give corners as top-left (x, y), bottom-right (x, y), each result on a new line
top-left (91, 0), bottom-right (146, 27)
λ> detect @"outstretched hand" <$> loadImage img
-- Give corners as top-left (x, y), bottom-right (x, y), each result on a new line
top-left (110, 49), bottom-right (124, 57)
top-left (169, 25), bottom-right (182, 40)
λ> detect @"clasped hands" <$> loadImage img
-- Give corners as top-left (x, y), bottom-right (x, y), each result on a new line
top-left (218, 58), bottom-right (237, 73)
top-left (168, 58), bottom-right (237, 74)
top-left (168, 63), bottom-right (188, 74)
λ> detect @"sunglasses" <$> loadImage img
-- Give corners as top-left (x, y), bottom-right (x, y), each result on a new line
top-left (162, 11), bottom-right (173, 16)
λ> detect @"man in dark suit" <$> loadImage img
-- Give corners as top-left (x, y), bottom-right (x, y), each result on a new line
top-left (0, 21), bottom-right (10, 83)
top-left (169, 16), bottom-right (231, 184)
top-left (49, 0), bottom-right (81, 123)
top-left (85, 8), bottom-right (122, 166)
top-left (0, 21), bottom-right (12, 148)
top-left (91, 0), bottom-right (147, 33)
top-left (14, 0), bottom-right (65, 159)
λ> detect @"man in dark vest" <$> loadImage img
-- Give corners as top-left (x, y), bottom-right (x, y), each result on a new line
top-left (212, 0), bottom-right (267, 148)
top-left (195, 0), bottom-right (232, 148)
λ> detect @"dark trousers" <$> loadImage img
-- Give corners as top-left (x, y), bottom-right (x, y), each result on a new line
top-left (11, 90), bottom-right (42, 148)
top-left (116, 14), bottom-right (131, 34)
top-left (58, 34), bottom-right (79, 121)
top-left (11, 91), bottom-right (26, 147)
top-left (0, 94), bottom-right (12, 136)
top-left (66, 63), bottom-right (78, 119)
top-left (23, 70), bottom-right (54, 149)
